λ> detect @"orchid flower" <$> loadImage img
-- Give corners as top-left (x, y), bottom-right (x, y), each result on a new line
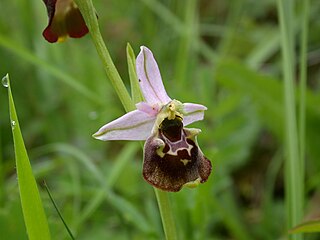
top-left (42, 0), bottom-right (88, 43)
top-left (93, 46), bottom-right (212, 192)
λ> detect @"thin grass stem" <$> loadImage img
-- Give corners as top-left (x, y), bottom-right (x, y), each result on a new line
top-left (277, 1), bottom-right (303, 239)
top-left (43, 181), bottom-right (75, 240)
top-left (174, 0), bottom-right (197, 87)
top-left (298, 0), bottom-right (309, 206)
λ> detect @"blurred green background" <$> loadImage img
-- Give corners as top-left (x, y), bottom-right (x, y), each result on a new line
top-left (1, 0), bottom-right (320, 239)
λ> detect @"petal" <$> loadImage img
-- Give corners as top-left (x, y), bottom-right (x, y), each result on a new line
top-left (143, 122), bottom-right (212, 192)
top-left (183, 103), bottom-right (207, 126)
top-left (65, 4), bottom-right (89, 38)
top-left (42, 0), bottom-right (59, 43)
top-left (93, 110), bottom-right (156, 141)
top-left (136, 102), bottom-right (160, 117)
top-left (42, 0), bottom-right (88, 43)
top-left (136, 46), bottom-right (171, 105)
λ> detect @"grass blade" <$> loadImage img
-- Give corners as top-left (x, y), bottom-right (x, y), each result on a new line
top-left (43, 181), bottom-right (74, 240)
top-left (4, 74), bottom-right (51, 240)
top-left (289, 218), bottom-right (320, 234)
top-left (298, 0), bottom-right (309, 206)
top-left (277, 1), bottom-right (303, 239)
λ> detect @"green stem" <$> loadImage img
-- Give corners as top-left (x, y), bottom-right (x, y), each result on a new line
top-left (74, 0), bottom-right (134, 112)
top-left (277, 1), bottom-right (303, 239)
top-left (298, 0), bottom-right (309, 202)
top-left (74, 1), bottom-right (177, 239)
top-left (154, 189), bottom-right (178, 240)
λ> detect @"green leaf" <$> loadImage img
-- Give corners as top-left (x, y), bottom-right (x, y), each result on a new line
top-left (5, 74), bottom-right (51, 240)
top-left (289, 218), bottom-right (320, 234)
top-left (126, 43), bottom-right (143, 104)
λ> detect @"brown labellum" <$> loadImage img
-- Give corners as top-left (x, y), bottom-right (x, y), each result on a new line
top-left (143, 117), bottom-right (212, 192)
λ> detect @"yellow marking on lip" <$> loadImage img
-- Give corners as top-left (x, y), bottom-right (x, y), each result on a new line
top-left (183, 178), bottom-right (201, 188)
top-left (57, 35), bottom-right (68, 43)
top-left (155, 139), bottom-right (165, 158)
top-left (180, 159), bottom-right (191, 166)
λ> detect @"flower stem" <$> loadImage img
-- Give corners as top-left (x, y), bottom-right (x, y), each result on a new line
top-left (74, 0), bottom-right (134, 112)
top-left (74, 1), bottom-right (178, 238)
top-left (154, 188), bottom-right (178, 240)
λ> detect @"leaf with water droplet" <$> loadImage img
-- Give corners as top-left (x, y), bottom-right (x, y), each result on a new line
top-left (2, 73), bottom-right (9, 88)
top-left (11, 120), bottom-right (16, 129)
top-left (5, 74), bottom-right (51, 239)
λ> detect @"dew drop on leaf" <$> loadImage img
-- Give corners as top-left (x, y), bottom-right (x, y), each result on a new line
top-left (88, 111), bottom-right (98, 120)
top-left (2, 73), bottom-right (9, 88)
top-left (11, 120), bottom-right (16, 129)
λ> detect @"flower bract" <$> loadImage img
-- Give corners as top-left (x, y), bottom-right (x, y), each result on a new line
top-left (94, 46), bottom-right (212, 192)
top-left (42, 0), bottom-right (89, 43)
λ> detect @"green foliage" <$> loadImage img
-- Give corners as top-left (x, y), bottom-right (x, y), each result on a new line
top-left (1, 0), bottom-right (320, 239)
top-left (5, 74), bottom-right (51, 239)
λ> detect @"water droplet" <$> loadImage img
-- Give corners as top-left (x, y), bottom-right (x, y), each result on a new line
top-left (2, 73), bottom-right (9, 88)
top-left (88, 111), bottom-right (98, 120)
top-left (11, 120), bottom-right (16, 129)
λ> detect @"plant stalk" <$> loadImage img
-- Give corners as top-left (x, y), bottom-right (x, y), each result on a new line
top-left (74, 0), bottom-right (134, 112)
top-left (298, 0), bottom-right (309, 202)
top-left (154, 188), bottom-right (178, 240)
top-left (74, 1), bottom-right (178, 239)
top-left (277, 1), bottom-right (303, 239)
